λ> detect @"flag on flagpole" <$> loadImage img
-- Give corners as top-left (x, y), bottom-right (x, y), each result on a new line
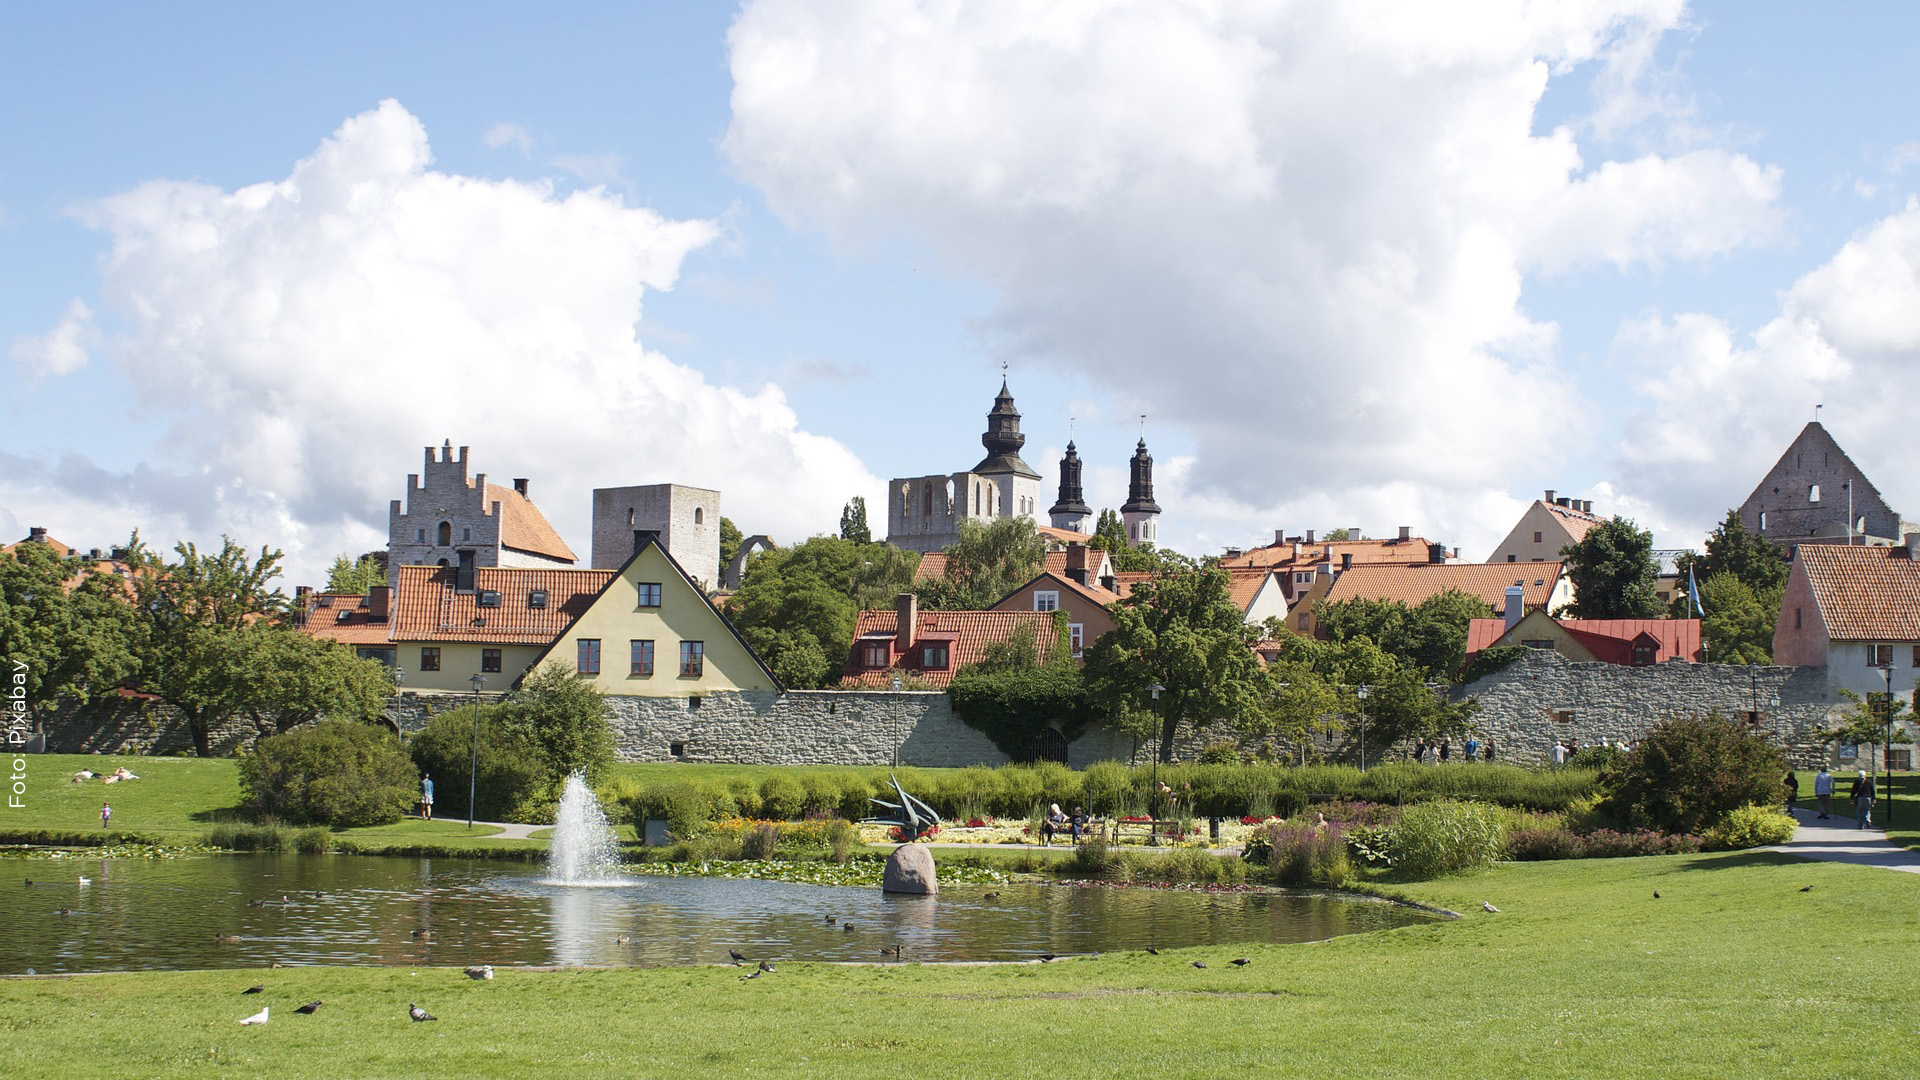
top-left (1688, 564), bottom-right (1704, 618)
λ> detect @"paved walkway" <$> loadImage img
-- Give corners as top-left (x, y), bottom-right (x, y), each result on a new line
top-left (466, 820), bottom-right (545, 840)
top-left (1768, 805), bottom-right (1919, 874)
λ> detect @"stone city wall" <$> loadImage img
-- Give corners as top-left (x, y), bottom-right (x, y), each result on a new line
top-left (601, 690), bottom-right (1130, 769)
top-left (1451, 650), bottom-right (1841, 767)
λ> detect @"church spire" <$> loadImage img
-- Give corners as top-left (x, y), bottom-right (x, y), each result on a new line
top-left (1049, 440), bottom-right (1092, 532)
top-left (1120, 437), bottom-right (1161, 548)
top-left (970, 379), bottom-right (1041, 480)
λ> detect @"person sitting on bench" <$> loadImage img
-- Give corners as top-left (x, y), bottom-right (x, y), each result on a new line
top-left (1069, 806), bottom-right (1089, 843)
top-left (1041, 803), bottom-right (1067, 846)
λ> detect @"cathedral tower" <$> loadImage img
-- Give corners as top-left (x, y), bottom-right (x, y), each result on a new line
top-left (1048, 441), bottom-right (1093, 534)
top-left (969, 380), bottom-right (1043, 521)
top-left (1120, 438), bottom-right (1161, 548)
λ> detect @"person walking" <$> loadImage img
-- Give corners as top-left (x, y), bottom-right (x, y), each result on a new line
top-left (420, 775), bottom-right (435, 821)
top-left (1849, 770), bottom-right (1876, 829)
top-left (1438, 739), bottom-right (1452, 763)
top-left (1814, 766), bottom-right (1834, 819)
top-left (1783, 769), bottom-right (1800, 811)
top-left (100, 802), bottom-right (112, 829)
top-left (1483, 739), bottom-right (1496, 763)
top-left (1464, 735), bottom-right (1480, 762)
top-left (1411, 737), bottom-right (1427, 764)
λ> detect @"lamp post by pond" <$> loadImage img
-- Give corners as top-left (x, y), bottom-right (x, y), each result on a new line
top-left (468, 673), bottom-right (486, 829)
top-left (1355, 685), bottom-right (1371, 770)
top-left (1148, 682), bottom-right (1165, 818)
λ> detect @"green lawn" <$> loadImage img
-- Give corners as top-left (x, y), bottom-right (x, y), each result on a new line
top-left (1792, 768), bottom-right (1920, 849)
top-left (1, 851), bottom-right (1913, 1078)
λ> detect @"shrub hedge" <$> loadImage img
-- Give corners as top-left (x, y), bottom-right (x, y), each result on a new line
top-left (238, 720), bottom-right (418, 828)
top-left (616, 761), bottom-right (1597, 828)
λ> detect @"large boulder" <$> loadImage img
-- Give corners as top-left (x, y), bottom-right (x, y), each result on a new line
top-left (882, 843), bottom-right (938, 895)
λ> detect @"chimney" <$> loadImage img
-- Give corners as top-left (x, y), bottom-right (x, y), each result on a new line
top-left (28, 526), bottom-right (47, 543)
top-left (1065, 542), bottom-right (1090, 585)
top-left (1544, 490), bottom-right (1555, 505)
top-left (368, 586), bottom-right (391, 620)
top-left (1428, 542), bottom-right (1447, 565)
top-left (1305, 529), bottom-right (1316, 543)
top-left (1398, 525), bottom-right (1412, 541)
top-left (1905, 533), bottom-right (1920, 559)
top-left (513, 478), bottom-right (529, 497)
top-left (1340, 552), bottom-right (1353, 571)
top-left (1582, 500), bottom-right (1593, 514)
top-left (895, 593), bottom-right (918, 652)
top-left (294, 585), bottom-right (312, 626)
top-left (1274, 529), bottom-right (1286, 546)
top-left (89, 548), bottom-right (102, 560)
top-left (1503, 584), bottom-right (1525, 632)
top-left (1291, 542), bottom-right (1302, 559)
top-left (1100, 573), bottom-right (1116, 591)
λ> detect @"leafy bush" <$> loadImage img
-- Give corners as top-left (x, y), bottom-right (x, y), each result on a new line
top-left (1504, 825), bottom-right (1587, 861)
top-left (1598, 714), bottom-right (1787, 834)
top-left (240, 720), bottom-right (418, 828)
top-left (1389, 799), bottom-right (1505, 879)
top-left (628, 783), bottom-right (716, 840)
top-left (293, 826), bottom-right (334, 854)
top-left (495, 661), bottom-right (615, 783)
top-left (740, 822), bottom-right (781, 860)
top-left (1566, 745), bottom-right (1625, 770)
top-left (1249, 821), bottom-right (1352, 887)
top-left (1579, 829), bottom-right (1702, 858)
top-left (1079, 762), bottom-right (1133, 815)
top-left (1198, 741), bottom-right (1242, 764)
top-left (1065, 837), bottom-right (1122, 877)
top-left (759, 775), bottom-right (806, 821)
top-left (1705, 803), bottom-right (1797, 850)
top-left (825, 818), bottom-right (860, 863)
top-left (409, 708), bottom-right (547, 822)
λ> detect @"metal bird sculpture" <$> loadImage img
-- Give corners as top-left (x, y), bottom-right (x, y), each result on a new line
top-left (862, 773), bottom-right (943, 842)
top-left (408, 1003), bottom-right (437, 1022)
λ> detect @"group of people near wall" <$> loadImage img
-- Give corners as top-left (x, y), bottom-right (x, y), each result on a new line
top-left (1409, 736), bottom-right (1493, 764)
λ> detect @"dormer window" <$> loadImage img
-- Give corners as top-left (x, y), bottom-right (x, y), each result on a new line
top-left (477, 590), bottom-right (501, 608)
top-left (861, 641), bottom-right (890, 668)
top-left (1631, 642), bottom-right (1657, 666)
top-left (528, 590), bottom-right (549, 609)
top-left (336, 609), bottom-right (352, 623)
top-left (921, 643), bottom-right (949, 670)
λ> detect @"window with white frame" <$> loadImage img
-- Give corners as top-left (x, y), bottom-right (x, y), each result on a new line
top-left (1034, 591), bottom-right (1059, 612)
top-left (1069, 623), bottom-right (1084, 656)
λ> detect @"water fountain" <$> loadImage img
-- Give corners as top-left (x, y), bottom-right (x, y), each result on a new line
top-left (546, 772), bottom-right (623, 885)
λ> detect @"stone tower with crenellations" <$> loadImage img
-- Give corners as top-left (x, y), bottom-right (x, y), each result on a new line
top-left (387, 441), bottom-right (578, 589)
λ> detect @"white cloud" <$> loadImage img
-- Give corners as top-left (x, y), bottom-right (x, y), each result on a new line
top-left (1615, 197), bottom-right (1920, 538)
top-left (483, 122), bottom-right (534, 156)
top-left (7, 100), bottom-right (877, 582)
top-left (9, 298), bottom-right (96, 376)
top-left (724, 0), bottom-right (1783, 552)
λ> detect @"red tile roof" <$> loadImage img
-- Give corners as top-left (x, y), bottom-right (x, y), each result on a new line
top-left (1325, 562), bottom-right (1562, 615)
top-left (390, 565), bottom-right (613, 644)
top-left (841, 609), bottom-right (1058, 688)
top-left (912, 552), bottom-right (949, 583)
top-left (1224, 567), bottom-right (1278, 612)
top-left (1219, 536), bottom-right (1436, 571)
top-left (1037, 525), bottom-right (1093, 547)
top-left (483, 481), bottom-right (579, 563)
top-left (1466, 616), bottom-right (1701, 664)
top-left (294, 592), bottom-right (393, 646)
top-left (1796, 544), bottom-right (1920, 640)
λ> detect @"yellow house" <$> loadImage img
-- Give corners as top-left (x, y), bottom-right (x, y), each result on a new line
top-left (524, 534), bottom-right (780, 696)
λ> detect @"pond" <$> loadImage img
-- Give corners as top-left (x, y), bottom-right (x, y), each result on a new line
top-left (3, 854), bottom-right (1437, 974)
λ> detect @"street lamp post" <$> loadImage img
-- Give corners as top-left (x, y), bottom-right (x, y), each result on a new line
top-left (1148, 682), bottom-right (1166, 818)
top-left (467, 673), bottom-right (486, 829)
top-left (1883, 661), bottom-right (1895, 829)
top-left (1355, 685), bottom-right (1371, 770)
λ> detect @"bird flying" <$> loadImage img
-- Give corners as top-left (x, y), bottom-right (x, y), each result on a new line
top-left (408, 1003), bottom-right (437, 1022)
top-left (238, 1007), bottom-right (269, 1026)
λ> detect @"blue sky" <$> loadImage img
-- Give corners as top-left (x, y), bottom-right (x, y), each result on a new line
top-left (4, 2), bottom-right (1920, 584)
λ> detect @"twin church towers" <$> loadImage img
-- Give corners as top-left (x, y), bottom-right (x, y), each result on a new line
top-left (883, 380), bottom-right (1161, 554)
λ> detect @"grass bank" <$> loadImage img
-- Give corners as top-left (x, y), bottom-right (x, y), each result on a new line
top-left (1, 851), bottom-right (1913, 1078)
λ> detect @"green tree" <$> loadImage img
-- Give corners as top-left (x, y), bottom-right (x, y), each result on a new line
top-left (132, 537), bottom-right (390, 755)
top-left (1083, 567), bottom-right (1272, 760)
top-left (838, 497), bottom-right (871, 544)
top-left (1672, 510), bottom-right (1787, 633)
top-left (927, 516), bottom-right (1047, 609)
top-left (1314, 588), bottom-right (1493, 681)
top-left (1692, 572), bottom-right (1782, 664)
top-left (1323, 528), bottom-right (1352, 541)
top-left (1089, 509), bottom-right (1128, 555)
top-left (324, 552), bottom-right (387, 594)
top-left (1815, 688), bottom-right (1914, 761)
top-left (0, 540), bottom-right (142, 711)
top-left (946, 613), bottom-right (1092, 759)
top-left (409, 706), bottom-right (546, 822)
top-left (498, 661), bottom-right (614, 783)
top-left (718, 516), bottom-right (743, 585)
top-left (1560, 516), bottom-right (1662, 619)
top-left (728, 536), bottom-right (918, 686)
top-left (1597, 713), bottom-right (1788, 833)
top-left (239, 719), bottom-right (418, 827)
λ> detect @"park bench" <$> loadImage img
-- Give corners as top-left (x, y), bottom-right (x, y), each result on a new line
top-left (1107, 819), bottom-right (1188, 845)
